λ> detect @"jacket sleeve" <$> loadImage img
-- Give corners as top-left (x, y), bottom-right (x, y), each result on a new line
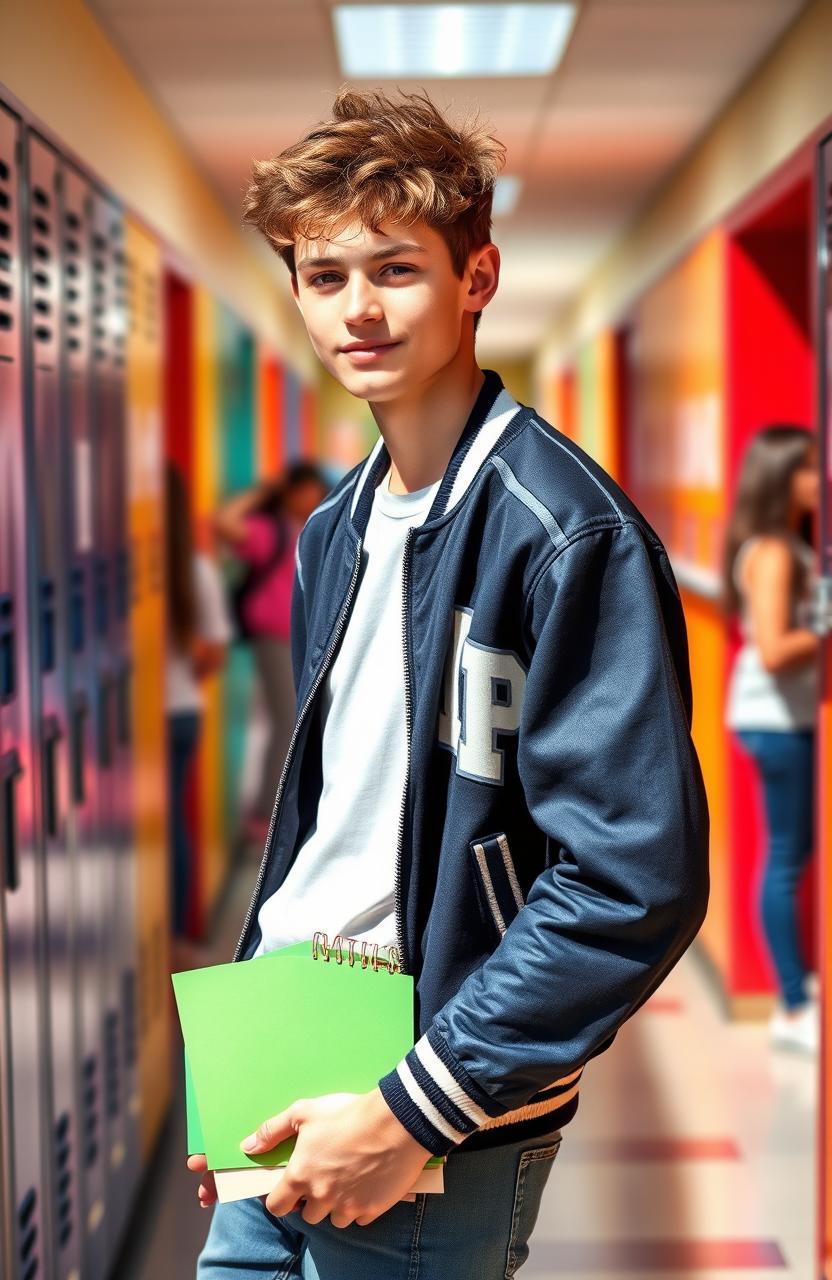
top-left (378, 520), bottom-right (710, 1155)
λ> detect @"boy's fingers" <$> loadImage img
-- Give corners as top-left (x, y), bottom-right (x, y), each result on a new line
top-left (241, 1105), bottom-right (300, 1153)
top-left (187, 1153), bottom-right (208, 1173)
top-left (198, 1172), bottom-right (217, 1205)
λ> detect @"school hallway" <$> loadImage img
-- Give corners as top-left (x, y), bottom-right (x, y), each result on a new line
top-left (117, 856), bottom-right (816, 1280)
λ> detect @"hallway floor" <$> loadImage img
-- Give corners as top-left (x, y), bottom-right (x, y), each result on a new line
top-left (117, 860), bottom-right (816, 1279)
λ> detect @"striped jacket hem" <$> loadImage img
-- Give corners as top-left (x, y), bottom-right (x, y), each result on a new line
top-left (378, 1025), bottom-right (584, 1157)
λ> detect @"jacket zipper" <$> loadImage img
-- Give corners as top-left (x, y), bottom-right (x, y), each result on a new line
top-left (232, 541), bottom-right (364, 961)
top-left (394, 528), bottom-right (415, 973)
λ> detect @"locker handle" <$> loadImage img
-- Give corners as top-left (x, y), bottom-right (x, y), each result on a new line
top-left (71, 691), bottom-right (89, 805)
top-left (40, 577), bottom-right (56, 673)
top-left (98, 676), bottom-right (113, 770)
top-left (1, 748), bottom-right (24, 892)
top-left (0, 592), bottom-right (15, 702)
top-left (116, 658), bottom-right (131, 747)
top-left (70, 564), bottom-right (86, 654)
top-left (42, 713), bottom-right (64, 839)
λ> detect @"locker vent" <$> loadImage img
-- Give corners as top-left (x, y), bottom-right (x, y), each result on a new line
top-left (63, 210), bottom-right (85, 361)
top-left (0, 154), bottom-right (12, 333)
top-left (17, 1184), bottom-right (39, 1279)
top-left (138, 938), bottom-right (150, 1038)
top-left (54, 1111), bottom-right (74, 1248)
top-left (104, 1009), bottom-right (120, 1119)
top-left (30, 189), bottom-right (54, 349)
top-left (82, 1054), bottom-right (100, 1168)
top-left (153, 921), bottom-right (165, 1019)
top-left (123, 968), bottom-right (138, 1068)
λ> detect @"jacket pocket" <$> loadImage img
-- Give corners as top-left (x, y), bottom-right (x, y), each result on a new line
top-left (469, 832), bottom-right (525, 938)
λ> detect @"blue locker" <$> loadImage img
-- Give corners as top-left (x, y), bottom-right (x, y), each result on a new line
top-left (0, 102), bottom-right (51, 1280)
top-left (88, 189), bottom-right (140, 1263)
top-left (25, 130), bottom-right (84, 1280)
top-left (61, 161), bottom-right (111, 1280)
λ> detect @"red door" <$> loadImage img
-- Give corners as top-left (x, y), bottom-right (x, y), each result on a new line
top-left (816, 127), bottom-right (832, 1278)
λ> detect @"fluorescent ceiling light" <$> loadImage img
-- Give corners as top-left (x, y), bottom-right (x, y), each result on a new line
top-left (332, 4), bottom-right (577, 78)
top-left (492, 176), bottom-right (522, 217)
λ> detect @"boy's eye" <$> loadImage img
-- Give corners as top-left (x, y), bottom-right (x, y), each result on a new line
top-left (310, 272), bottom-right (342, 288)
top-left (382, 264), bottom-right (414, 278)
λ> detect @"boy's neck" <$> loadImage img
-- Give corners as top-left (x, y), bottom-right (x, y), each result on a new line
top-left (369, 355), bottom-right (485, 496)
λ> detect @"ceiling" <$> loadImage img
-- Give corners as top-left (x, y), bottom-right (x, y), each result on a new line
top-left (87, 0), bottom-right (809, 357)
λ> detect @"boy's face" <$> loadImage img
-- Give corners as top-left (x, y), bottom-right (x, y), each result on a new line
top-left (291, 219), bottom-right (499, 402)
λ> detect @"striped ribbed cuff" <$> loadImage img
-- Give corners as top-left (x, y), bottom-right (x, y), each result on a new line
top-left (378, 1026), bottom-right (506, 1157)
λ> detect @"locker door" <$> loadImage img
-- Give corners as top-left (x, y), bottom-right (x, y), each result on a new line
top-left (124, 217), bottom-right (171, 1159)
top-left (0, 104), bottom-right (50, 1280)
top-left (818, 128), bottom-right (832, 1280)
top-left (61, 163), bottom-right (109, 1280)
top-left (89, 191), bottom-right (139, 1260)
top-left (25, 132), bottom-right (83, 1280)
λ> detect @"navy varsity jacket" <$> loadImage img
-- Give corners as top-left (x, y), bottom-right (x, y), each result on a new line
top-left (234, 369), bottom-right (710, 1158)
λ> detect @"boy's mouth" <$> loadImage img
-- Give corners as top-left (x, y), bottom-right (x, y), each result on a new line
top-left (340, 340), bottom-right (402, 363)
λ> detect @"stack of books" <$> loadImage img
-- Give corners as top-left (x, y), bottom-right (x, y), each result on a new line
top-left (172, 936), bottom-right (445, 1204)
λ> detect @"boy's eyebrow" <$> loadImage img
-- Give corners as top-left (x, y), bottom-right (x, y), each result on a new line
top-left (296, 242), bottom-right (429, 272)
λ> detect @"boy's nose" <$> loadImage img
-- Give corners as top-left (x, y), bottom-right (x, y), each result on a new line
top-left (343, 278), bottom-right (384, 326)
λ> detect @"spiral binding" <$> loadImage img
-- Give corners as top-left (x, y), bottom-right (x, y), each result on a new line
top-left (311, 931), bottom-right (402, 975)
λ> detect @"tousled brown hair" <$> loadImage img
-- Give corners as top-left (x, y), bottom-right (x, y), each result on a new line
top-left (721, 424), bottom-right (815, 618)
top-left (242, 88), bottom-right (506, 280)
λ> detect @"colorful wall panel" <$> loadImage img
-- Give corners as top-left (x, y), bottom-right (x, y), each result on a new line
top-left (257, 347), bottom-right (285, 480)
top-left (575, 332), bottom-right (623, 482)
top-left (284, 367), bottom-right (302, 461)
top-left (218, 304), bottom-right (257, 848)
top-left (124, 217), bottom-right (170, 1155)
top-left (191, 285), bottom-right (227, 933)
top-left (628, 230), bottom-right (737, 1003)
top-left (301, 381), bottom-right (318, 457)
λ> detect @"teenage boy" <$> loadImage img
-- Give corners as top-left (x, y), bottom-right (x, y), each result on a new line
top-left (191, 88), bottom-right (710, 1279)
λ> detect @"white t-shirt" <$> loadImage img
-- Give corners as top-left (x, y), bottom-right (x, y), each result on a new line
top-left (166, 553), bottom-right (234, 714)
top-left (252, 466), bottom-right (441, 958)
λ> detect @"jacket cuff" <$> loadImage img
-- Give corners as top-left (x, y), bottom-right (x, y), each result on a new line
top-left (377, 1026), bottom-right (506, 1157)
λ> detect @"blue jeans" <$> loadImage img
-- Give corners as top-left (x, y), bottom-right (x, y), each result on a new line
top-left (735, 728), bottom-right (815, 1009)
top-left (168, 709), bottom-right (202, 936)
top-left (197, 1131), bottom-right (562, 1279)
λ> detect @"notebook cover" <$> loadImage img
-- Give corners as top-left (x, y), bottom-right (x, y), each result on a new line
top-left (173, 952), bottom-right (414, 1171)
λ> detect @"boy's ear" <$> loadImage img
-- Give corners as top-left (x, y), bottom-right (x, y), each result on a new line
top-left (464, 243), bottom-right (500, 316)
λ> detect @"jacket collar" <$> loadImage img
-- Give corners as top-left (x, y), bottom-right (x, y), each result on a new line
top-left (348, 369), bottom-right (522, 537)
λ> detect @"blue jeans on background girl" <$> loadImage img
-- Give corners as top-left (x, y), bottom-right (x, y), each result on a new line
top-left (168, 708), bottom-right (202, 936)
top-left (735, 728), bottom-right (815, 1009)
top-left (197, 1130), bottom-right (561, 1279)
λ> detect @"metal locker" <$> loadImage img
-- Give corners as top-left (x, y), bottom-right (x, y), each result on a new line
top-left (88, 189), bottom-right (140, 1260)
top-left (24, 131), bottom-right (83, 1280)
top-left (0, 103), bottom-right (51, 1280)
top-left (60, 162), bottom-right (110, 1280)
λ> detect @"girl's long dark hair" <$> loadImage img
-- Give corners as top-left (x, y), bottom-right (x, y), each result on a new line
top-left (254, 460), bottom-right (328, 518)
top-left (721, 423), bottom-right (815, 619)
top-left (166, 462), bottom-right (197, 650)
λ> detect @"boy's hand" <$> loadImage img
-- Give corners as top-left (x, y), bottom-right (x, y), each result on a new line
top-left (187, 1153), bottom-right (217, 1208)
top-left (241, 1089), bottom-right (432, 1227)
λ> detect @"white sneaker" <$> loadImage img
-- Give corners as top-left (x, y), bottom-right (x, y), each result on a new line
top-left (769, 1000), bottom-right (819, 1055)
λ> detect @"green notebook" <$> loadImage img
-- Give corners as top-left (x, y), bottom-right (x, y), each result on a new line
top-left (173, 946), bottom-right (415, 1172)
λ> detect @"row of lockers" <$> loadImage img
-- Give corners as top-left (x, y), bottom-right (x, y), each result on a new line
top-left (0, 97), bottom-right (170, 1279)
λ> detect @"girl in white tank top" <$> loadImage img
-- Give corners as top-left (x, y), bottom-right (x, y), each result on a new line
top-left (722, 424), bottom-right (820, 1052)
top-left (725, 532), bottom-right (818, 731)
